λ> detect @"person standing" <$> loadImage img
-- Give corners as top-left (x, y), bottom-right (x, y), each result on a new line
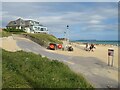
top-left (89, 44), bottom-right (95, 52)
top-left (85, 43), bottom-right (89, 51)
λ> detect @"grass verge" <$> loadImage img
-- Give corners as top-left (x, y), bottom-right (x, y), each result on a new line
top-left (2, 49), bottom-right (94, 89)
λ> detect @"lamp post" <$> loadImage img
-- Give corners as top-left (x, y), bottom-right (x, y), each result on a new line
top-left (67, 25), bottom-right (69, 45)
top-left (63, 25), bottom-right (69, 51)
top-left (63, 31), bottom-right (67, 50)
top-left (64, 31), bottom-right (66, 41)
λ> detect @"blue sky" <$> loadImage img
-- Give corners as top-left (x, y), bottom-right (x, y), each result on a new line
top-left (2, 2), bottom-right (118, 40)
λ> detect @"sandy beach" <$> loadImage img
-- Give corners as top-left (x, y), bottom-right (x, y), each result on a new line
top-left (46, 41), bottom-right (119, 84)
top-left (46, 41), bottom-right (119, 68)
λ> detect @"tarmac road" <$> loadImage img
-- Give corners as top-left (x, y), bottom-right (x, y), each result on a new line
top-left (14, 36), bottom-right (118, 89)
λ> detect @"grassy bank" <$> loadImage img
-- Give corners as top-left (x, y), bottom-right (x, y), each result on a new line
top-left (0, 30), bottom-right (12, 37)
top-left (1, 29), bottom-right (62, 47)
top-left (0, 29), bottom-right (26, 37)
top-left (23, 33), bottom-right (63, 47)
top-left (2, 49), bottom-right (94, 89)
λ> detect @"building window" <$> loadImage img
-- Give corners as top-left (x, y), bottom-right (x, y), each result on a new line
top-left (41, 28), bottom-right (44, 31)
top-left (14, 21), bottom-right (16, 24)
top-left (35, 22), bottom-right (39, 25)
top-left (34, 27), bottom-right (38, 30)
top-left (41, 28), bottom-right (46, 31)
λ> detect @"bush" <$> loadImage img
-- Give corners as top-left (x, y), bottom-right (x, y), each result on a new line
top-left (4, 28), bottom-right (25, 32)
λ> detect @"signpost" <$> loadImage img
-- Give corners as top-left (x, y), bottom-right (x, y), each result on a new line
top-left (108, 48), bottom-right (114, 67)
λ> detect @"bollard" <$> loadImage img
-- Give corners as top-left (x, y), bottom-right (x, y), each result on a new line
top-left (108, 48), bottom-right (114, 67)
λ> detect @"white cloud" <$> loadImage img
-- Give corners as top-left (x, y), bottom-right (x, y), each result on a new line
top-left (1, 2), bottom-right (118, 40)
top-left (90, 15), bottom-right (105, 20)
top-left (89, 20), bottom-right (101, 24)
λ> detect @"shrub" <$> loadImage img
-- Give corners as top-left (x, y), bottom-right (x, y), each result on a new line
top-left (4, 28), bottom-right (25, 32)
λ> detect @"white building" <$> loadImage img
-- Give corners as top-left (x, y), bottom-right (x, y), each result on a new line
top-left (6, 18), bottom-right (49, 34)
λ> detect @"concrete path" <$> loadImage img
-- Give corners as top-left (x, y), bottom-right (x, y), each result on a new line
top-left (14, 35), bottom-right (119, 88)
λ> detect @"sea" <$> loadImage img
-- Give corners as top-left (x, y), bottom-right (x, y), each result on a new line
top-left (71, 40), bottom-right (120, 46)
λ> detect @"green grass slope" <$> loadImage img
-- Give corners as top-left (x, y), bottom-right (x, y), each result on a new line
top-left (24, 33), bottom-right (63, 47)
top-left (2, 49), bottom-right (94, 89)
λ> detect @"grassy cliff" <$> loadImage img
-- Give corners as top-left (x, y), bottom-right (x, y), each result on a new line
top-left (2, 49), bottom-right (94, 89)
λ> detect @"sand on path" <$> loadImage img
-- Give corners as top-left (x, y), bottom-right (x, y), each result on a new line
top-left (0, 36), bottom-right (21, 52)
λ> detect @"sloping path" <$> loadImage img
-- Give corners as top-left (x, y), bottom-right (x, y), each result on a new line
top-left (14, 35), bottom-right (118, 88)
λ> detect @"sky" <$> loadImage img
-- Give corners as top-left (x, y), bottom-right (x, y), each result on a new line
top-left (1, 2), bottom-right (118, 40)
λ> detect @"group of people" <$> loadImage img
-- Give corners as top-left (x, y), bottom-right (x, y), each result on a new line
top-left (85, 43), bottom-right (96, 52)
